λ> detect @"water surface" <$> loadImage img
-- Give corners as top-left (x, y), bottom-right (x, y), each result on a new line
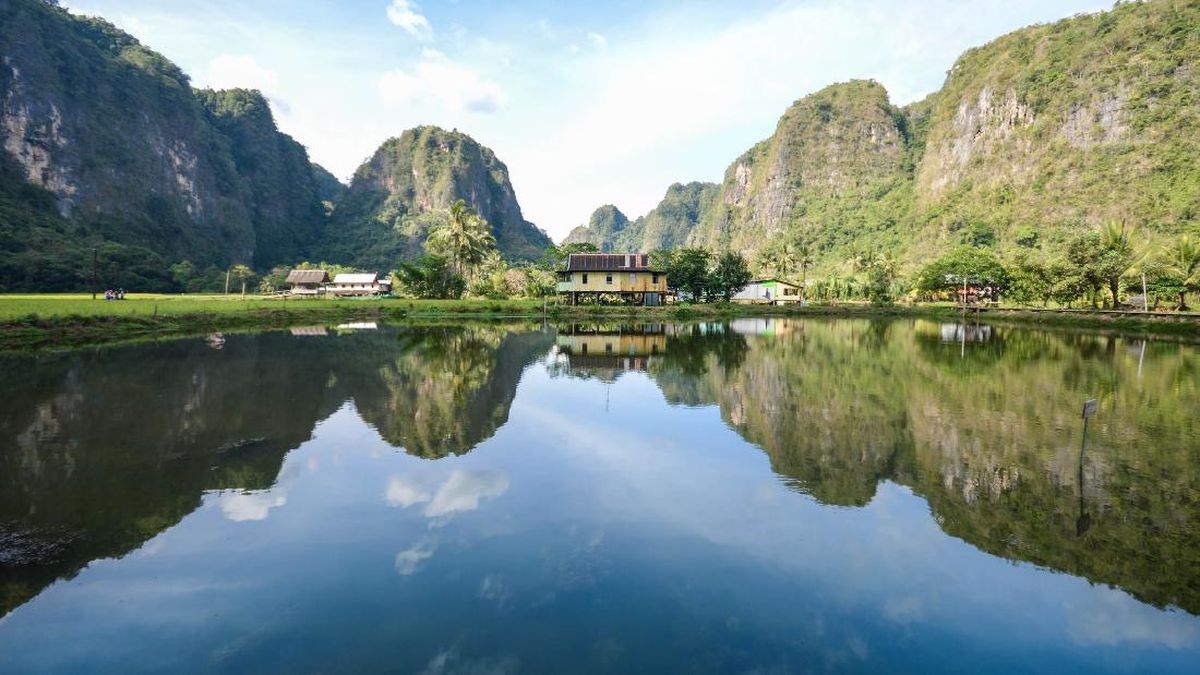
top-left (1, 319), bottom-right (1198, 673)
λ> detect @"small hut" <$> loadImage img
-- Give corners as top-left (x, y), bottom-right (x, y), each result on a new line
top-left (286, 269), bottom-right (330, 296)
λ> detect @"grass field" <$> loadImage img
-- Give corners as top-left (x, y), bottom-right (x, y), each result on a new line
top-left (0, 294), bottom-right (545, 320)
top-left (1, 294), bottom-right (1198, 351)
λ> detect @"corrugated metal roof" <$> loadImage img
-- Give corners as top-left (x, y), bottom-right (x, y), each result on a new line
top-left (286, 269), bottom-right (329, 284)
top-left (565, 253), bottom-right (657, 272)
top-left (332, 273), bottom-right (379, 284)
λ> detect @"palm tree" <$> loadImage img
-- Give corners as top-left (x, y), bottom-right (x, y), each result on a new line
top-left (757, 240), bottom-right (797, 280)
top-left (426, 200), bottom-right (496, 280)
top-left (1098, 220), bottom-right (1148, 307)
top-left (796, 240), bottom-right (814, 296)
top-left (1166, 234), bottom-right (1200, 310)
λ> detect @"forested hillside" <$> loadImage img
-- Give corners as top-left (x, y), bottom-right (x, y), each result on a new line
top-left (0, 0), bottom-right (333, 290)
top-left (569, 0), bottom-right (1200, 276)
top-left (318, 126), bottom-right (550, 271)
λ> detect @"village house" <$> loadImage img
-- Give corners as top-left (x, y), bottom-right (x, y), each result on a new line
top-left (328, 273), bottom-right (392, 297)
top-left (732, 278), bottom-right (801, 304)
top-left (556, 253), bottom-right (667, 306)
top-left (286, 269), bottom-right (330, 297)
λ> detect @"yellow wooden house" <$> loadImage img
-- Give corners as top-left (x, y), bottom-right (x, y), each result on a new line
top-left (556, 253), bottom-right (667, 305)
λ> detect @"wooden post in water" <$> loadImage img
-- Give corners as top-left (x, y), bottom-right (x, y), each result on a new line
top-left (1077, 398), bottom-right (1098, 536)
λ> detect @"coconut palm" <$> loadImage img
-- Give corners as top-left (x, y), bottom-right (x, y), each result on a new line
top-left (796, 240), bottom-right (814, 295)
top-left (1165, 234), bottom-right (1200, 310)
top-left (426, 200), bottom-right (496, 279)
top-left (1097, 220), bottom-right (1149, 307)
top-left (757, 240), bottom-right (796, 280)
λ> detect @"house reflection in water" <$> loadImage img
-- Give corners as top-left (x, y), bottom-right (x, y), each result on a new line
top-left (554, 324), bottom-right (669, 376)
top-left (937, 322), bottom-right (993, 343)
top-left (728, 317), bottom-right (796, 337)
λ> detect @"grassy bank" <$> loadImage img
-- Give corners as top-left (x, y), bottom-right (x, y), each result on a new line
top-left (1, 294), bottom-right (1198, 351)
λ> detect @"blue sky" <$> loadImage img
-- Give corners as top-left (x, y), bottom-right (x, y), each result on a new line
top-left (63, 0), bottom-right (1110, 240)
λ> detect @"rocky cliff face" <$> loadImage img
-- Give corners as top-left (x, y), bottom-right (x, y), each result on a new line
top-left (909, 0), bottom-right (1200, 253)
top-left (692, 79), bottom-right (909, 257)
top-left (320, 126), bottom-right (551, 270)
top-left (562, 204), bottom-right (630, 252)
top-left (573, 80), bottom-right (912, 261)
top-left (197, 88), bottom-right (328, 269)
top-left (564, 182), bottom-right (719, 253)
top-left (0, 0), bottom-right (329, 290)
top-left (570, 0), bottom-right (1200, 272)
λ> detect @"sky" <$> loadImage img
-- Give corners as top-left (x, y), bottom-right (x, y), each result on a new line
top-left (62, 0), bottom-right (1111, 241)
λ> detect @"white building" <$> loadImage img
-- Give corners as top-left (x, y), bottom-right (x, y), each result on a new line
top-left (328, 273), bottom-right (392, 297)
top-left (731, 278), bottom-right (801, 304)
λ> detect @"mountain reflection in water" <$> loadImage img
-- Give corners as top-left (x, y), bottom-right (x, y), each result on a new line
top-left (1, 318), bottom-right (1198, 672)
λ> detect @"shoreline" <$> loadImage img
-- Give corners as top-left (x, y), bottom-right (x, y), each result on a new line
top-left (2, 300), bottom-right (1198, 351)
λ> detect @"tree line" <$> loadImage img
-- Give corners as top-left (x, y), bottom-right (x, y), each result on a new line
top-left (157, 205), bottom-right (1200, 310)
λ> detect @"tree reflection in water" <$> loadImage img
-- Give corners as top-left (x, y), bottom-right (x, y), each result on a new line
top-left (2, 317), bottom-right (1198, 620)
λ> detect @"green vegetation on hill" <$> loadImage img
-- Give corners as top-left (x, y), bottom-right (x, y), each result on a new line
top-left (196, 88), bottom-right (328, 269)
top-left (0, 0), bottom-right (335, 291)
top-left (562, 204), bottom-right (630, 252)
top-left (319, 126), bottom-right (551, 271)
top-left (563, 182), bottom-right (719, 253)
top-left (569, 0), bottom-right (1200, 287)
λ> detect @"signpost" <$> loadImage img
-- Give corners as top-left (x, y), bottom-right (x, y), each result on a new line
top-left (1082, 399), bottom-right (1098, 419)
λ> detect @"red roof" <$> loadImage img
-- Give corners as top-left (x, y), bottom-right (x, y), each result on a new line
top-left (565, 253), bottom-right (658, 272)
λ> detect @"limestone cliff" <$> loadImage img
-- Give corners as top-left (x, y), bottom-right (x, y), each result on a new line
top-left (320, 126), bottom-right (551, 270)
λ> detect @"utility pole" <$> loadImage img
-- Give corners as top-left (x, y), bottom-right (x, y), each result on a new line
top-left (91, 247), bottom-right (98, 300)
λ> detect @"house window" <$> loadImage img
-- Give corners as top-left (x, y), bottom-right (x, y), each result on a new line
top-left (605, 343), bottom-right (613, 353)
top-left (606, 274), bottom-right (613, 285)
top-left (582, 273), bottom-right (589, 284)
top-left (652, 273), bottom-right (659, 284)
top-left (629, 273), bottom-right (636, 284)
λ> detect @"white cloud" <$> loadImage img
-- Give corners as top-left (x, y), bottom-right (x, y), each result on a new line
top-left (1064, 587), bottom-right (1200, 649)
top-left (586, 32), bottom-right (607, 48)
top-left (386, 473), bottom-right (433, 508)
top-left (379, 50), bottom-right (505, 113)
top-left (395, 539), bottom-right (437, 576)
top-left (385, 469), bottom-right (510, 518)
top-left (387, 0), bottom-right (432, 40)
top-left (424, 469), bottom-right (510, 517)
top-left (219, 489), bottom-right (287, 522)
top-left (203, 54), bottom-right (279, 93)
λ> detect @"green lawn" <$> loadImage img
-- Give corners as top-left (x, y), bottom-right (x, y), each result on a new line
top-left (0, 294), bottom-right (547, 320)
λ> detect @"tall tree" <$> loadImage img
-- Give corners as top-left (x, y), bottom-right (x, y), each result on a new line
top-left (796, 240), bottom-right (814, 294)
top-left (712, 252), bottom-right (753, 301)
top-left (229, 264), bottom-right (255, 297)
top-left (426, 200), bottom-right (497, 280)
top-left (1096, 221), bottom-right (1147, 307)
top-left (1165, 234), bottom-right (1200, 310)
top-left (663, 248), bottom-right (712, 301)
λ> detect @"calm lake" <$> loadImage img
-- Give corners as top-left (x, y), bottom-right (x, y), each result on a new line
top-left (1, 318), bottom-right (1199, 673)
